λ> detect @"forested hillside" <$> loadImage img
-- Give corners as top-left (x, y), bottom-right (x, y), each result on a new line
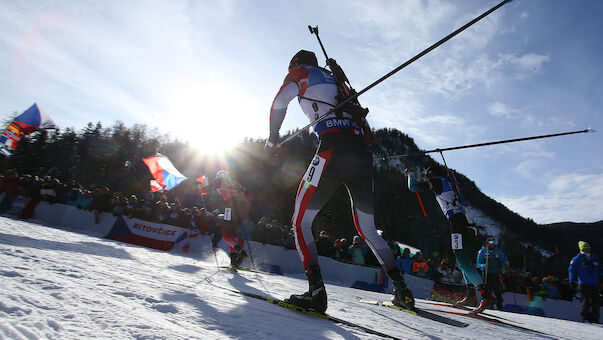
top-left (1, 121), bottom-right (599, 277)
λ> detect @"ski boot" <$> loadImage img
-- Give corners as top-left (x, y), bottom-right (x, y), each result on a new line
top-left (230, 244), bottom-right (247, 268)
top-left (495, 295), bottom-right (504, 311)
top-left (473, 284), bottom-right (495, 313)
top-left (455, 284), bottom-right (478, 307)
top-left (284, 265), bottom-right (327, 313)
top-left (388, 268), bottom-right (415, 310)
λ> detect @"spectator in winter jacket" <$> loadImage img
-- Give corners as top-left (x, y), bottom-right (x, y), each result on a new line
top-left (0, 169), bottom-right (20, 214)
top-left (282, 227), bottom-right (295, 249)
top-left (112, 196), bottom-right (129, 216)
top-left (412, 252), bottom-right (429, 277)
top-left (568, 241), bottom-right (600, 323)
top-left (154, 195), bottom-right (171, 222)
top-left (74, 190), bottom-right (93, 210)
top-left (348, 236), bottom-right (369, 265)
top-left (476, 236), bottom-right (509, 310)
top-left (174, 208), bottom-right (193, 228)
top-left (396, 248), bottom-right (413, 274)
top-left (333, 238), bottom-right (351, 262)
top-left (54, 179), bottom-right (69, 204)
top-left (65, 182), bottom-right (82, 206)
top-left (18, 174), bottom-right (42, 219)
top-left (89, 186), bottom-right (112, 223)
top-left (315, 230), bottom-right (334, 257)
top-left (39, 177), bottom-right (58, 203)
top-left (237, 217), bottom-right (254, 241)
top-left (426, 257), bottom-right (440, 281)
top-left (251, 217), bottom-right (268, 244)
top-left (542, 275), bottom-right (560, 300)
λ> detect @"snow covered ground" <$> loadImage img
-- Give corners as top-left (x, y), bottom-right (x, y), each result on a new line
top-left (1, 217), bottom-right (602, 339)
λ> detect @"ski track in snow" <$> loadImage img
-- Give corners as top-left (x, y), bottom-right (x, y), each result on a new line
top-left (1, 216), bottom-right (602, 339)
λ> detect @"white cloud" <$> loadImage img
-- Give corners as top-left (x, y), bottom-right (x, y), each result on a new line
top-left (514, 159), bottom-right (541, 178)
top-left (502, 53), bottom-right (550, 79)
top-left (499, 172), bottom-right (603, 223)
top-left (488, 101), bottom-right (516, 118)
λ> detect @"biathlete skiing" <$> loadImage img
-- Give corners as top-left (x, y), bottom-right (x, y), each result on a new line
top-left (213, 170), bottom-right (249, 267)
top-left (265, 49), bottom-right (415, 313)
top-left (406, 165), bottom-right (494, 313)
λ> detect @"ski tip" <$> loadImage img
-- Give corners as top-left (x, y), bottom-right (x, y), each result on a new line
top-left (586, 126), bottom-right (596, 133)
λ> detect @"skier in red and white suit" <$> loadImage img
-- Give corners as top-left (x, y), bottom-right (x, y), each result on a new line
top-left (266, 50), bottom-right (414, 313)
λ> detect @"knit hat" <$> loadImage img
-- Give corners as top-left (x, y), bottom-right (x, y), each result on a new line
top-left (578, 241), bottom-right (591, 251)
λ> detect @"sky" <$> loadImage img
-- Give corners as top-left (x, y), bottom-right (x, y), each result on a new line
top-left (0, 0), bottom-right (602, 224)
top-left (2, 217), bottom-right (601, 339)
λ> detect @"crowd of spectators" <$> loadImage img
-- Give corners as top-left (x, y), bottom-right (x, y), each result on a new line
top-left (0, 169), bottom-right (583, 302)
top-left (309, 227), bottom-right (581, 302)
top-left (0, 170), bottom-right (296, 250)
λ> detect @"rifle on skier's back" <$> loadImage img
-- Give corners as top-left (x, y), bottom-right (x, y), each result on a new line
top-left (308, 26), bottom-right (376, 145)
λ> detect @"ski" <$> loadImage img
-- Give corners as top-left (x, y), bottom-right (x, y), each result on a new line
top-left (419, 301), bottom-right (519, 323)
top-left (219, 265), bottom-right (255, 273)
top-left (204, 278), bottom-right (402, 340)
top-left (356, 298), bottom-right (469, 328)
top-left (424, 308), bottom-right (552, 336)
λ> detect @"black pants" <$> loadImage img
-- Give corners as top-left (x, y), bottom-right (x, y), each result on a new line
top-left (580, 284), bottom-right (600, 323)
top-left (485, 273), bottom-right (504, 309)
top-left (291, 133), bottom-right (396, 272)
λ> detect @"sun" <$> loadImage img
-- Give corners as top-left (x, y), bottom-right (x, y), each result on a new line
top-left (160, 82), bottom-right (256, 157)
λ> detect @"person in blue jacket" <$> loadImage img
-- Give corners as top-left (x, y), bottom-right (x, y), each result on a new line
top-left (476, 236), bottom-right (508, 310)
top-left (396, 247), bottom-right (413, 274)
top-left (569, 241), bottom-right (600, 323)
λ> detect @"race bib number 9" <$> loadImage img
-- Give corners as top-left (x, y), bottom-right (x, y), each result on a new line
top-left (224, 208), bottom-right (232, 221)
top-left (451, 233), bottom-right (463, 250)
top-left (303, 155), bottom-right (327, 187)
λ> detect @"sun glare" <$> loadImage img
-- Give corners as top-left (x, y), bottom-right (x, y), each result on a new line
top-left (161, 82), bottom-right (255, 157)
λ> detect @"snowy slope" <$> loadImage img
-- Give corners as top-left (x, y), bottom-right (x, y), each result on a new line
top-left (1, 217), bottom-right (602, 340)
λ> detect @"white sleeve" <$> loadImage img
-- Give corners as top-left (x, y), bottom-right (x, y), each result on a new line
top-left (269, 82), bottom-right (299, 139)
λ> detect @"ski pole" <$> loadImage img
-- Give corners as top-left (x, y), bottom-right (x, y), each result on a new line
top-left (246, 239), bottom-right (257, 271)
top-left (211, 237), bottom-right (220, 269)
top-left (484, 251), bottom-right (489, 285)
top-left (278, 0), bottom-right (513, 147)
top-left (379, 127), bottom-right (595, 160)
top-left (416, 192), bottom-right (427, 217)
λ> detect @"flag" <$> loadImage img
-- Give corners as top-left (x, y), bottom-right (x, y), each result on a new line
top-left (150, 180), bottom-right (165, 193)
top-left (0, 103), bottom-right (56, 156)
top-left (196, 175), bottom-right (211, 195)
top-left (142, 153), bottom-right (187, 191)
top-left (174, 229), bottom-right (190, 253)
